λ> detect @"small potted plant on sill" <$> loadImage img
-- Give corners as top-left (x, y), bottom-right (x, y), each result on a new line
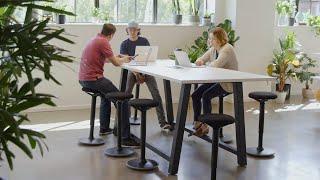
top-left (296, 53), bottom-right (317, 99)
top-left (92, 7), bottom-right (101, 23)
top-left (276, 0), bottom-right (296, 26)
top-left (202, 12), bottom-right (213, 26)
top-left (172, 0), bottom-right (182, 24)
top-left (54, 4), bottom-right (67, 24)
top-left (187, 0), bottom-right (200, 25)
top-left (307, 15), bottom-right (320, 36)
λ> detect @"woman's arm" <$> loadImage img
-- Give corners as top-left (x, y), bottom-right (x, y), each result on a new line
top-left (210, 50), bottom-right (229, 68)
top-left (195, 48), bottom-right (214, 65)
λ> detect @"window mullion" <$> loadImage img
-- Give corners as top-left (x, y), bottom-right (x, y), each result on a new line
top-left (153, 0), bottom-right (157, 23)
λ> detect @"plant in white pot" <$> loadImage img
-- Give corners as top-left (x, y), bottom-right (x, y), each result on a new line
top-left (276, 0), bottom-right (296, 26)
top-left (187, 0), bottom-right (200, 25)
top-left (267, 48), bottom-right (299, 103)
top-left (202, 12), bottom-right (213, 26)
top-left (172, 0), bottom-right (182, 24)
top-left (296, 53), bottom-right (317, 99)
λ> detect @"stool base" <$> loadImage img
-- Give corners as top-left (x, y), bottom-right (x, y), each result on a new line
top-left (126, 159), bottom-right (158, 171)
top-left (79, 138), bottom-right (105, 146)
top-left (246, 147), bottom-right (275, 157)
top-left (104, 147), bottom-right (135, 157)
top-left (219, 134), bottom-right (233, 144)
top-left (130, 117), bottom-right (141, 125)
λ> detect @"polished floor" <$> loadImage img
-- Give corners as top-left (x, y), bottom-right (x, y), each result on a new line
top-left (1, 96), bottom-right (320, 180)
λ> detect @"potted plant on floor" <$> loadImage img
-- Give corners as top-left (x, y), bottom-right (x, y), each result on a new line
top-left (296, 53), bottom-right (317, 99)
top-left (172, 0), bottom-right (182, 24)
top-left (267, 32), bottom-right (300, 103)
top-left (0, 0), bottom-right (74, 176)
top-left (187, 0), bottom-right (200, 25)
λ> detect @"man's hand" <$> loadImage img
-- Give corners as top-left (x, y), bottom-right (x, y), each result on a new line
top-left (195, 59), bottom-right (204, 66)
top-left (135, 73), bottom-right (145, 84)
top-left (122, 56), bottom-right (131, 63)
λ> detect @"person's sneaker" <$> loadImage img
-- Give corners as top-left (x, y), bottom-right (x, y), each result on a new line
top-left (121, 138), bottom-right (140, 148)
top-left (160, 123), bottom-right (171, 130)
top-left (99, 128), bottom-right (113, 136)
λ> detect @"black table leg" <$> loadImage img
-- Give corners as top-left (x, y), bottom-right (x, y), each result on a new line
top-left (163, 80), bottom-right (174, 126)
top-left (169, 84), bottom-right (191, 175)
top-left (233, 82), bottom-right (247, 166)
top-left (119, 69), bottom-right (128, 92)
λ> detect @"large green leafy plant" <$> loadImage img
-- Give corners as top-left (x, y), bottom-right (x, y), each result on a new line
top-left (267, 32), bottom-right (300, 92)
top-left (182, 19), bottom-right (240, 63)
top-left (0, 0), bottom-right (74, 170)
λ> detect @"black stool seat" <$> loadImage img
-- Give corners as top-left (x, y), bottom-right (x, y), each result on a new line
top-left (82, 87), bottom-right (100, 94)
top-left (198, 114), bottom-right (235, 129)
top-left (104, 92), bottom-right (133, 101)
top-left (249, 92), bottom-right (277, 101)
top-left (129, 99), bottom-right (159, 111)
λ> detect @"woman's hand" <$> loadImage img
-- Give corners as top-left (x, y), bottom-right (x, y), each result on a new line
top-left (195, 59), bottom-right (204, 66)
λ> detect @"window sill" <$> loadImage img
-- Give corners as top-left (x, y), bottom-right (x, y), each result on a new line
top-left (49, 22), bottom-right (210, 27)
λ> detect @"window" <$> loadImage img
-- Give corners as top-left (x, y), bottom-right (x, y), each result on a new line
top-left (299, 0), bottom-right (320, 16)
top-left (12, 0), bottom-right (209, 24)
top-left (157, 0), bottom-right (205, 23)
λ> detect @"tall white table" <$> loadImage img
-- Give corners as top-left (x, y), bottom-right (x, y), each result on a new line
top-left (119, 60), bottom-right (274, 175)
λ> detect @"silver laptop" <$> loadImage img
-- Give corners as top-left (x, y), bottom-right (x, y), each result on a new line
top-left (174, 51), bottom-right (205, 68)
top-left (128, 47), bottom-right (152, 66)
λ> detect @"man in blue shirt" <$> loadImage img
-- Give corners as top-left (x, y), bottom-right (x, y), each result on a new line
top-left (120, 21), bottom-right (170, 130)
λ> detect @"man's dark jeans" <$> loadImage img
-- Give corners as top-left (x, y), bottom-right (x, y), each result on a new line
top-left (79, 77), bottom-right (130, 139)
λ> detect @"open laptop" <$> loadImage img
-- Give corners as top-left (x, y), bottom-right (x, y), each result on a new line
top-left (128, 46), bottom-right (158, 66)
top-left (174, 50), bottom-right (205, 68)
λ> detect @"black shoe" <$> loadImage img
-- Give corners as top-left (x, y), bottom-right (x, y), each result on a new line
top-left (160, 122), bottom-right (171, 130)
top-left (122, 138), bottom-right (140, 148)
top-left (99, 128), bottom-right (113, 136)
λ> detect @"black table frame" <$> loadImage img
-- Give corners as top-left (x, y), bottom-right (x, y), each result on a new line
top-left (119, 69), bottom-right (247, 175)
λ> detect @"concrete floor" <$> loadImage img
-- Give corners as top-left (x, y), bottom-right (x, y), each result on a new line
top-left (1, 96), bottom-right (320, 180)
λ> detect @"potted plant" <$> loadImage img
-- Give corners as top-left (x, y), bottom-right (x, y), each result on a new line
top-left (202, 12), bottom-right (213, 26)
top-left (172, 0), bottom-right (182, 24)
top-left (276, 0), bottom-right (296, 26)
top-left (267, 32), bottom-right (300, 103)
top-left (307, 15), bottom-right (320, 36)
top-left (54, 4), bottom-right (67, 24)
top-left (187, 0), bottom-right (201, 25)
top-left (267, 51), bottom-right (299, 103)
top-left (0, 0), bottom-right (75, 175)
top-left (92, 7), bottom-right (101, 23)
top-left (296, 53), bottom-right (317, 99)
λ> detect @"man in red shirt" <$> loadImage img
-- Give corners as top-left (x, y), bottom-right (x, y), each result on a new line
top-left (79, 24), bottom-right (139, 147)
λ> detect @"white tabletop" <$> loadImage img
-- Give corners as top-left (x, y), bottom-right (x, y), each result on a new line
top-left (122, 60), bottom-right (275, 84)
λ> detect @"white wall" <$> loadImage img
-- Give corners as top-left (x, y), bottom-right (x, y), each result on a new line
top-left (30, 24), bottom-right (206, 111)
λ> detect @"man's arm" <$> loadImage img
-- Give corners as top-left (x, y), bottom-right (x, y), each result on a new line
top-left (108, 56), bottom-right (131, 66)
